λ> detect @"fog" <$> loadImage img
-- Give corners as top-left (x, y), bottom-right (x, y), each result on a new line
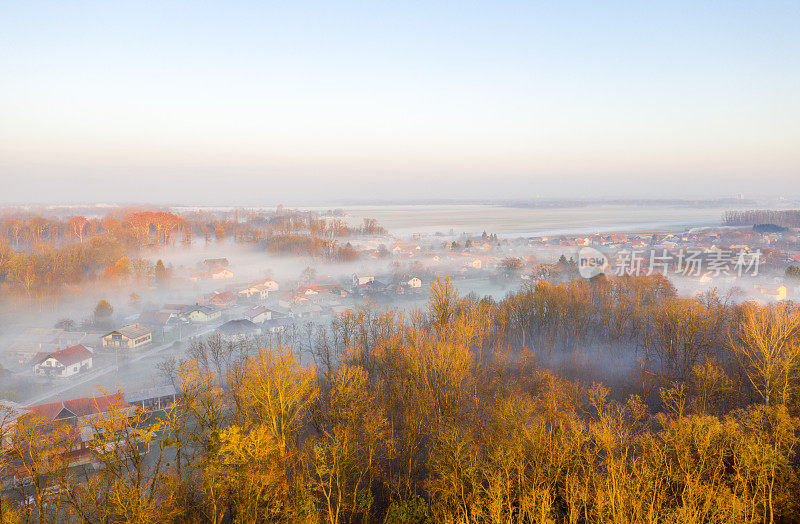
top-left (0, 201), bottom-right (798, 408)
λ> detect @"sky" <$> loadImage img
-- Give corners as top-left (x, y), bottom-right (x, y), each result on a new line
top-left (0, 1), bottom-right (798, 204)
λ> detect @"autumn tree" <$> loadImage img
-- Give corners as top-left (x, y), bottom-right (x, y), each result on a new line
top-left (731, 303), bottom-right (800, 407)
top-left (94, 299), bottom-right (114, 325)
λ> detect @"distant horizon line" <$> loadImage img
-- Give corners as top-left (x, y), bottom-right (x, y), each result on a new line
top-left (2, 195), bottom-right (798, 210)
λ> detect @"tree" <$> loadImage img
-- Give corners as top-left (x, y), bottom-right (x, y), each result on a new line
top-left (786, 265), bottom-right (800, 279)
top-left (500, 257), bottom-right (524, 274)
top-left (54, 318), bottom-right (75, 331)
top-left (428, 277), bottom-right (460, 327)
top-left (94, 300), bottom-right (114, 324)
top-left (300, 266), bottom-right (316, 285)
top-left (730, 303), bottom-right (800, 407)
top-left (155, 259), bottom-right (168, 284)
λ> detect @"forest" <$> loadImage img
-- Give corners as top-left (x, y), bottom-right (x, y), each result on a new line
top-left (723, 209), bottom-right (800, 228)
top-left (0, 208), bottom-right (384, 303)
top-left (1, 275), bottom-right (798, 523)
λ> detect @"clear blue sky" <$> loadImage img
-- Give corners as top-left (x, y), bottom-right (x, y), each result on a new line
top-left (0, 1), bottom-right (798, 203)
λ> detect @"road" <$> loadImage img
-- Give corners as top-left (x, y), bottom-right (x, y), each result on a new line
top-left (23, 323), bottom-right (221, 407)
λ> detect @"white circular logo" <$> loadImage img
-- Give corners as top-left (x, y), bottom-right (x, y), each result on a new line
top-left (578, 247), bottom-right (608, 279)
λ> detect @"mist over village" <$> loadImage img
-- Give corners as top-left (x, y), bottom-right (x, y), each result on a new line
top-left (2, 1), bottom-right (800, 523)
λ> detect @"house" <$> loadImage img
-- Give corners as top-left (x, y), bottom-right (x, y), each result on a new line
top-left (467, 258), bottom-right (482, 269)
top-left (392, 242), bottom-right (421, 255)
top-left (238, 283), bottom-right (272, 300)
top-left (262, 317), bottom-right (292, 334)
top-left (404, 276), bottom-right (422, 288)
top-left (24, 392), bottom-right (135, 467)
top-left (297, 284), bottom-right (346, 297)
top-left (190, 267), bottom-right (234, 281)
top-left (291, 303), bottom-right (323, 318)
top-left (244, 305), bottom-right (273, 323)
top-left (756, 285), bottom-right (788, 302)
top-left (102, 324), bottom-right (152, 349)
top-left (209, 267), bottom-right (234, 280)
top-left (209, 291), bottom-right (237, 309)
top-left (353, 274), bottom-right (375, 286)
top-left (181, 305), bottom-right (222, 323)
top-left (217, 319), bottom-right (261, 340)
top-left (203, 258), bottom-right (229, 269)
top-left (256, 278), bottom-right (280, 291)
top-left (31, 345), bottom-right (93, 378)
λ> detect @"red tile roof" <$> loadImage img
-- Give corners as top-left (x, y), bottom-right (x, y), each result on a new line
top-left (31, 344), bottom-right (93, 367)
top-left (27, 392), bottom-right (128, 421)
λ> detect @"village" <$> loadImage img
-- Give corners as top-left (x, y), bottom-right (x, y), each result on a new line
top-left (3, 216), bottom-right (799, 402)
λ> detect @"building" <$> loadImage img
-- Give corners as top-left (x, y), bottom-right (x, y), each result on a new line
top-left (237, 283), bottom-right (272, 300)
top-left (209, 267), bottom-right (234, 280)
top-left (102, 324), bottom-right (152, 349)
top-left (126, 385), bottom-right (179, 411)
top-left (353, 274), bottom-right (375, 286)
top-left (217, 319), bottom-right (261, 340)
top-left (405, 276), bottom-right (423, 288)
top-left (298, 284), bottom-right (346, 297)
top-left (244, 305), bottom-right (273, 323)
top-left (190, 267), bottom-right (235, 281)
top-left (23, 392), bottom-right (136, 467)
top-left (203, 258), bottom-right (229, 269)
top-left (181, 305), bottom-right (222, 323)
top-left (238, 278), bottom-right (279, 298)
top-left (290, 303), bottom-right (323, 318)
top-left (209, 291), bottom-right (237, 309)
top-left (32, 345), bottom-right (93, 378)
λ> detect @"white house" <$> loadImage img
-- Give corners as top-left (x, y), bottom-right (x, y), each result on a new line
top-left (405, 277), bottom-right (422, 288)
top-left (32, 345), bottom-right (93, 378)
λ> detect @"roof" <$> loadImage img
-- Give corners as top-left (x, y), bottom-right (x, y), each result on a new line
top-left (244, 305), bottom-right (268, 320)
top-left (27, 392), bottom-right (129, 421)
top-left (182, 304), bottom-right (219, 315)
top-left (106, 324), bottom-right (151, 340)
top-left (297, 284), bottom-right (343, 294)
top-left (217, 319), bottom-right (260, 336)
top-left (32, 345), bottom-right (93, 367)
top-left (137, 311), bottom-right (175, 326)
top-left (291, 303), bottom-right (323, 314)
top-left (125, 384), bottom-right (179, 404)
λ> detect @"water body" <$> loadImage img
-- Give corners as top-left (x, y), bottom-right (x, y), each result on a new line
top-left (339, 204), bottom-right (728, 237)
